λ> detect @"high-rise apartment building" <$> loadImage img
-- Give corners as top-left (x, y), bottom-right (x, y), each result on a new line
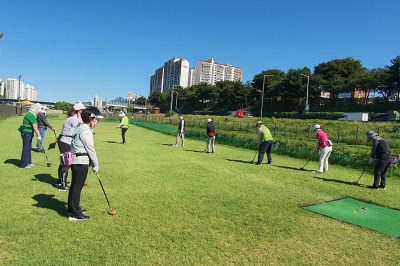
top-left (150, 58), bottom-right (190, 94)
top-left (0, 79), bottom-right (4, 97)
top-left (194, 58), bottom-right (242, 85)
top-left (5, 78), bottom-right (20, 99)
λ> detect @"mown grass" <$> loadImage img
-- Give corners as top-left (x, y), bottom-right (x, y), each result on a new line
top-left (1, 116), bottom-right (400, 265)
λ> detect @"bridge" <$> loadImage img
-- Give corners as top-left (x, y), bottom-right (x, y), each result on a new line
top-left (0, 98), bottom-right (55, 106)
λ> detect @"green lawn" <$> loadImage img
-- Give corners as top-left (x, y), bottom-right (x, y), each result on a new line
top-left (1, 116), bottom-right (400, 265)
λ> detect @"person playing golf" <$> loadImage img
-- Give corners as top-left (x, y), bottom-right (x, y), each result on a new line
top-left (366, 131), bottom-right (391, 189)
top-left (35, 106), bottom-right (55, 152)
top-left (312, 124), bottom-right (332, 173)
top-left (116, 112), bottom-right (129, 144)
top-left (173, 114), bottom-right (185, 147)
top-left (57, 102), bottom-right (86, 191)
top-left (255, 121), bottom-right (273, 165)
top-left (68, 106), bottom-right (102, 221)
top-left (206, 118), bottom-right (215, 153)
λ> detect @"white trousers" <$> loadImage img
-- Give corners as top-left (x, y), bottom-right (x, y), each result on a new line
top-left (207, 136), bottom-right (215, 152)
top-left (318, 146), bottom-right (332, 172)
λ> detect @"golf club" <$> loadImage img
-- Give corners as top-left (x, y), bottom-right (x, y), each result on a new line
top-left (353, 165), bottom-right (368, 185)
top-left (41, 142), bottom-right (51, 167)
top-left (96, 173), bottom-right (116, 215)
top-left (299, 156), bottom-right (313, 170)
top-left (249, 150), bottom-right (258, 163)
top-left (48, 131), bottom-right (58, 150)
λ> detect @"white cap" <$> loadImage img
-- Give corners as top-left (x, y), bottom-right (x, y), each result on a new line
top-left (313, 124), bottom-right (321, 132)
top-left (73, 102), bottom-right (86, 111)
top-left (207, 118), bottom-right (212, 123)
top-left (119, 112), bottom-right (126, 117)
top-left (42, 106), bottom-right (49, 110)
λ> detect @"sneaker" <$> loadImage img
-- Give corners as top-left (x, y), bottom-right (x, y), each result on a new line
top-left (172, 144), bottom-right (178, 147)
top-left (59, 185), bottom-right (70, 192)
top-left (266, 162), bottom-right (272, 164)
top-left (368, 186), bottom-right (379, 190)
top-left (311, 170), bottom-right (321, 173)
top-left (22, 165), bottom-right (31, 169)
top-left (255, 162), bottom-right (261, 165)
top-left (379, 185), bottom-right (386, 190)
top-left (29, 164), bottom-right (35, 167)
top-left (68, 214), bottom-right (89, 221)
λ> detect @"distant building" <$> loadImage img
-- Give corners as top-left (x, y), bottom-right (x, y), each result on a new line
top-left (150, 57), bottom-right (190, 94)
top-left (4, 77), bottom-right (38, 100)
top-left (149, 57), bottom-right (243, 95)
top-left (0, 79), bottom-right (4, 97)
top-left (194, 58), bottom-right (242, 85)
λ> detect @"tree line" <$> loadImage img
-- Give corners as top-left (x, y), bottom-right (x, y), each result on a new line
top-left (147, 55), bottom-right (400, 114)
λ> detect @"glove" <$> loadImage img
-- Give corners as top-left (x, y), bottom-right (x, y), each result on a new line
top-left (92, 165), bottom-right (99, 174)
top-left (368, 158), bottom-right (374, 165)
top-left (37, 136), bottom-right (42, 141)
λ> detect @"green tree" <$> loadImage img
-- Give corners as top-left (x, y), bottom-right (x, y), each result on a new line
top-left (314, 58), bottom-right (364, 99)
top-left (54, 101), bottom-right (72, 111)
top-left (384, 55), bottom-right (400, 99)
top-left (135, 96), bottom-right (147, 105)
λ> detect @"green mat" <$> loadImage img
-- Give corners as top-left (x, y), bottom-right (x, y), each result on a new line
top-left (303, 198), bottom-right (400, 238)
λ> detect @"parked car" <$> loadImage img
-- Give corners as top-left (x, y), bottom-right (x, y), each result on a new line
top-left (244, 113), bottom-right (253, 118)
top-left (374, 113), bottom-right (388, 122)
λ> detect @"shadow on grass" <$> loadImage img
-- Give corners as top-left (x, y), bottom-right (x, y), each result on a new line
top-left (32, 173), bottom-right (57, 187)
top-left (225, 158), bottom-right (254, 164)
top-left (32, 194), bottom-right (67, 217)
top-left (4, 158), bottom-right (20, 167)
top-left (313, 175), bottom-right (364, 186)
top-left (106, 141), bottom-right (119, 144)
top-left (273, 165), bottom-right (306, 171)
top-left (186, 149), bottom-right (208, 153)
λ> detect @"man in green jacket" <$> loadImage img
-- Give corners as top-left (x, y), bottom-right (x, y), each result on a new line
top-left (255, 121), bottom-right (273, 165)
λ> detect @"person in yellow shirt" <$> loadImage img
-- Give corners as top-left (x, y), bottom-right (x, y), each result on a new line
top-left (255, 121), bottom-right (273, 165)
top-left (116, 112), bottom-right (129, 144)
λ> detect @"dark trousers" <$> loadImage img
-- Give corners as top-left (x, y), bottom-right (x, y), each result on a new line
top-left (58, 141), bottom-right (71, 175)
top-left (257, 140), bottom-right (273, 164)
top-left (373, 158), bottom-right (391, 187)
top-left (68, 164), bottom-right (89, 216)
top-left (21, 132), bottom-right (33, 167)
top-left (121, 128), bottom-right (128, 143)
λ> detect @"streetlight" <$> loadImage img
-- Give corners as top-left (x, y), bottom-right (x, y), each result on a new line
top-left (301, 74), bottom-right (310, 110)
top-left (261, 75), bottom-right (273, 120)
top-left (18, 75), bottom-right (22, 100)
top-left (169, 85), bottom-right (179, 123)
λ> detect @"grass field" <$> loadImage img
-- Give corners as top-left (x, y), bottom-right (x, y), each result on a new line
top-left (1, 116), bottom-right (400, 265)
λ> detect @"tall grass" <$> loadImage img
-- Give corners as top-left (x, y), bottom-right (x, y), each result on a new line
top-left (1, 116), bottom-right (400, 265)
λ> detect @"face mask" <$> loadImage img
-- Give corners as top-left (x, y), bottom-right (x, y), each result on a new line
top-left (90, 119), bottom-right (98, 128)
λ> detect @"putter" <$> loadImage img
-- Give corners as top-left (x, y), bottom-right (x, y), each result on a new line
top-left (41, 142), bottom-right (51, 167)
top-left (353, 165), bottom-right (368, 185)
top-left (249, 150), bottom-right (258, 163)
top-left (48, 131), bottom-right (58, 150)
top-left (299, 156), bottom-right (312, 170)
top-left (96, 173), bottom-right (117, 215)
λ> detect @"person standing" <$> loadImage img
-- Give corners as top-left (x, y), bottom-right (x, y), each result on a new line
top-left (68, 107), bottom-right (101, 221)
top-left (57, 102), bottom-right (86, 191)
top-left (255, 121), bottom-right (273, 165)
top-left (19, 103), bottom-right (42, 168)
top-left (116, 112), bottom-right (129, 144)
top-left (366, 131), bottom-right (391, 189)
top-left (35, 106), bottom-right (55, 152)
top-left (312, 124), bottom-right (333, 173)
top-left (173, 114), bottom-right (185, 147)
top-left (206, 118), bottom-right (215, 153)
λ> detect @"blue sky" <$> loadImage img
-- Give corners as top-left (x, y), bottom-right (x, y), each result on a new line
top-left (0, 0), bottom-right (399, 104)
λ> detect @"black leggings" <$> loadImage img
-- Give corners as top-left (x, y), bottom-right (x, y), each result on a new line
top-left (121, 128), bottom-right (128, 143)
top-left (68, 164), bottom-right (89, 216)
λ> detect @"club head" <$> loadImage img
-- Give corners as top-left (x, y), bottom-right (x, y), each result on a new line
top-left (299, 168), bottom-right (304, 170)
top-left (353, 181), bottom-right (358, 185)
top-left (108, 209), bottom-right (117, 215)
top-left (46, 162), bottom-right (51, 167)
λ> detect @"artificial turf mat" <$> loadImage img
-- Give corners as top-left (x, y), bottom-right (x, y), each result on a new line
top-left (303, 197), bottom-right (400, 238)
